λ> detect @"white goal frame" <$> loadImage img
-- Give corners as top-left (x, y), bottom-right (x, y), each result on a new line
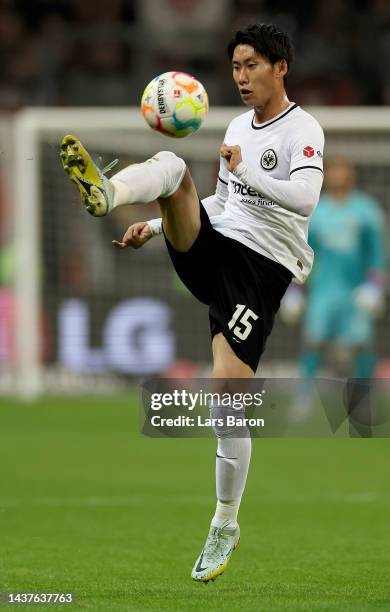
top-left (11, 106), bottom-right (390, 397)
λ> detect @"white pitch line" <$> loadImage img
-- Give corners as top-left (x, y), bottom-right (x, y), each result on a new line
top-left (0, 494), bottom-right (213, 508)
top-left (0, 492), bottom-right (385, 509)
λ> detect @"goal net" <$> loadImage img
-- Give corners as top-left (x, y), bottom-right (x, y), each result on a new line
top-left (1, 107), bottom-right (389, 396)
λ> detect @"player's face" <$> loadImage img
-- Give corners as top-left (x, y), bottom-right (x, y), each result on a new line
top-left (232, 45), bottom-right (284, 108)
top-left (325, 161), bottom-right (356, 197)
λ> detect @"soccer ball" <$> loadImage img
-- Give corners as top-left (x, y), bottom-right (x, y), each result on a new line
top-left (141, 71), bottom-right (209, 138)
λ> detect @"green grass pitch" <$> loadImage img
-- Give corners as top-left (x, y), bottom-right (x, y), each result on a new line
top-left (1, 393), bottom-right (390, 611)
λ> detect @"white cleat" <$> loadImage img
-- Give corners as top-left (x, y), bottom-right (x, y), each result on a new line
top-left (191, 521), bottom-right (240, 583)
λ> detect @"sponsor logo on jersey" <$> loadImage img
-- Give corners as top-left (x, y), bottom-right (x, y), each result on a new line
top-left (231, 180), bottom-right (276, 207)
top-left (232, 179), bottom-right (259, 198)
top-left (303, 145), bottom-right (314, 158)
top-left (317, 150), bottom-right (323, 158)
top-left (260, 149), bottom-right (277, 170)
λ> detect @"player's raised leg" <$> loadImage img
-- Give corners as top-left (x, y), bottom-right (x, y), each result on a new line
top-left (60, 135), bottom-right (201, 252)
top-left (114, 155), bottom-right (201, 252)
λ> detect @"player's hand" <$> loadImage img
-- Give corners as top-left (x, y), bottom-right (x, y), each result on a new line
top-left (112, 222), bottom-right (153, 249)
top-left (220, 144), bottom-right (242, 172)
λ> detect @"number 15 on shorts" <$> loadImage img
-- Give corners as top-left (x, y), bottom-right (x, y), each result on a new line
top-left (228, 304), bottom-right (259, 341)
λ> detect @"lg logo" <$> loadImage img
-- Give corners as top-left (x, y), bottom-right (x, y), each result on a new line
top-left (58, 298), bottom-right (175, 374)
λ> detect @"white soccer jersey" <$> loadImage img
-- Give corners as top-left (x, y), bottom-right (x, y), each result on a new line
top-left (209, 103), bottom-right (324, 283)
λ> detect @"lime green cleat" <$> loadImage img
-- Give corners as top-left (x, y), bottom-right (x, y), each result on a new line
top-left (60, 134), bottom-right (117, 217)
top-left (191, 521), bottom-right (240, 583)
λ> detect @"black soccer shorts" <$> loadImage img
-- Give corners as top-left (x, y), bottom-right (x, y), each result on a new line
top-left (163, 202), bottom-right (293, 372)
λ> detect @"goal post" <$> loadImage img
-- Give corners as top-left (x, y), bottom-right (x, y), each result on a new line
top-left (4, 107), bottom-right (390, 397)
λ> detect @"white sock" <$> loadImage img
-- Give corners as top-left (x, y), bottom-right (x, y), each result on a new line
top-left (111, 179), bottom-right (131, 208)
top-left (212, 436), bottom-right (251, 528)
top-left (110, 151), bottom-right (186, 208)
top-left (211, 498), bottom-right (241, 529)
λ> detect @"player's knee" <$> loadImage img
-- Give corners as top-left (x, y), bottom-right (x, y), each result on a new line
top-left (213, 363), bottom-right (253, 378)
top-left (153, 150), bottom-right (184, 166)
top-left (152, 151), bottom-right (186, 197)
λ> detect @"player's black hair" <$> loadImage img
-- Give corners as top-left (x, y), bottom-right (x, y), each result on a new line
top-left (227, 24), bottom-right (294, 80)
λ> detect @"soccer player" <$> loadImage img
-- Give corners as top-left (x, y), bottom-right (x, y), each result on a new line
top-left (60, 24), bottom-right (324, 582)
top-left (281, 157), bottom-right (386, 408)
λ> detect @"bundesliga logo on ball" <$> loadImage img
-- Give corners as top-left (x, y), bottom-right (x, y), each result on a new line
top-left (141, 71), bottom-right (209, 138)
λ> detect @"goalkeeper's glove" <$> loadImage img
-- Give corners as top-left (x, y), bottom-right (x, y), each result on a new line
top-left (353, 281), bottom-right (385, 318)
top-left (279, 284), bottom-right (305, 324)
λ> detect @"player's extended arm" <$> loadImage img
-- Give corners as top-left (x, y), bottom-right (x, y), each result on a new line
top-left (354, 202), bottom-right (387, 316)
top-left (221, 144), bottom-right (323, 217)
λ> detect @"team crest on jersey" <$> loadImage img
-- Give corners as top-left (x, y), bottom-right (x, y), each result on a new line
top-left (260, 149), bottom-right (277, 170)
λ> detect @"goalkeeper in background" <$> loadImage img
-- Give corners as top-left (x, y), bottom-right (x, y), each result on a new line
top-left (281, 157), bottom-right (386, 395)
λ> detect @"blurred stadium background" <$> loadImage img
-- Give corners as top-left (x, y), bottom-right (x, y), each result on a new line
top-left (0, 0), bottom-right (389, 395)
top-left (1, 3), bottom-right (390, 610)
top-left (2, 107), bottom-right (390, 396)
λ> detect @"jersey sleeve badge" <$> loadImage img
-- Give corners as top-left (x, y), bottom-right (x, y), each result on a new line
top-left (303, 146), bottom-right (315, 158)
